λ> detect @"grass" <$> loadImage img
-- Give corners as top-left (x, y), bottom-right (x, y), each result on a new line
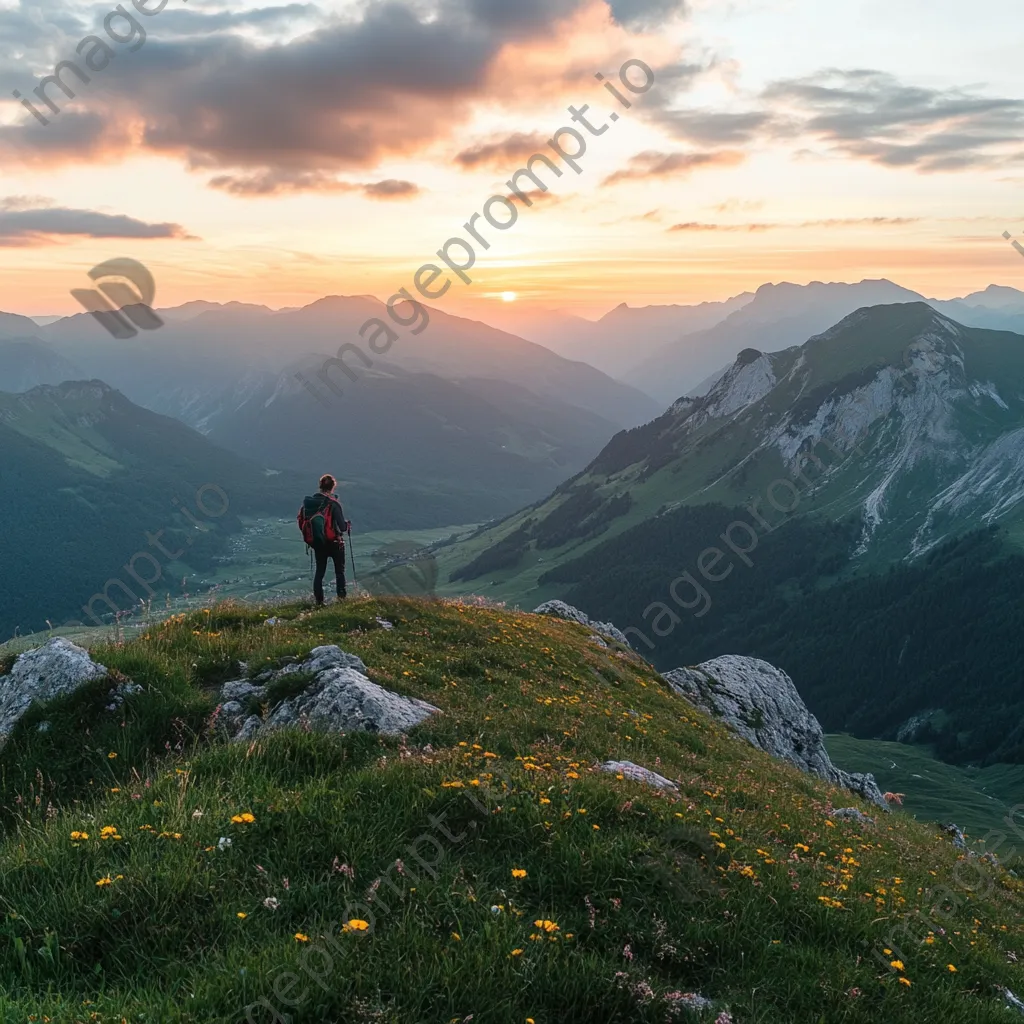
top-left (0, 520), bottom-right (467, 656)
top-left (825, 735), bottom-right (1024, 844)
top-left (0, 597), bottom-right (1021, 1023)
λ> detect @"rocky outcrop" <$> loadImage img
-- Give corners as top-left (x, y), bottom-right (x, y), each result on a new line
top-left (664, 656), bottom-right (887, 810)
top-left (896, 709), bottom-right (941, 743)
top-left (219, 645), bottom-right (439, 741)
top-left (941, 823), bottom-right (969, 851)
top-left (1003, 988), bottom-right (1024, 1015)
top-left (831, 808), bottom-right (875, 825)
top-left (0, 638), bottom-right (109, 745)
top-left (533, 601), bottom-right (629, 646)
top-left (599, 760), bottom-right (678, 791)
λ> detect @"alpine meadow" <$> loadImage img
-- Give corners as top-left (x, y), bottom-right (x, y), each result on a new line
top-left (1, 2), bottom-right (1024, 1022)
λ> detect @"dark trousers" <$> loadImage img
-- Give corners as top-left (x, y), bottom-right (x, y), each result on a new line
top-left (313, 544), bottom-right (346, 604)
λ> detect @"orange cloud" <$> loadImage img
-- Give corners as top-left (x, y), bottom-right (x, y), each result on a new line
top-left (603, 148), bottom-right (744, 184)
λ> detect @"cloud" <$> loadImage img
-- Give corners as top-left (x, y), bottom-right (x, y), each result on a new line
top-left (0, 112), bottom-right (131, 166)
top-left (607, 0), bottom-right (688, 27)
top-left (652, 108), bottom-right (773, 145)
top-left (641, 68), bottom-right (1024, 177)
top-left (763, 69), bottom-right (1024, 172)
top-left (0, 0), bottom-right (672, 178)
top-left (510, 188), bottom-right (563, 206)
top-left (0, 204), bottom-right (195, 245)
top-left (455, 132), bottom-right (551, 169)
top-left (363, 178), bottom-right (422, 199)
top-left (667, 216), bottom-right (920, 232)
top-left (153, 3), bottom-right (319, 37)
top-left (207, 170), bottom-right (422, 198)
top-left (603, 148), bottom-right (744, 185)
top-left (802, 216), bottom-right (920, 227)
top-left (207, 168), bottom-right (419, 196)
top-left (668, 221), bottom-right (775, 232)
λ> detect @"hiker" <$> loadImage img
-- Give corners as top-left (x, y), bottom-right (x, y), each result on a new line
top-left (297, 474), bottom-right (351, 606)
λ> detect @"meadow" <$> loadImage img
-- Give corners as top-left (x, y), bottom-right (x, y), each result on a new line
top-left (0, 597), bottom-right (1021, 1022)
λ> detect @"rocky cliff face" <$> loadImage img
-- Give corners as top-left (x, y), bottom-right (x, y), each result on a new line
top-left (664, 655), bottom-right (888, 809)
top-left (656, 303), bottom-right (1024, 560)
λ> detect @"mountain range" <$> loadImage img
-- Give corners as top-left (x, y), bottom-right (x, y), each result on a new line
top-left (6, 282), bottom-right (1024, 764)
top-left (436, 302), bottom-right (1024, 765)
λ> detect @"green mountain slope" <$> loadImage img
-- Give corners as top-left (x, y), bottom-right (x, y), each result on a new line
top-left (441, 303), bottom-right (1024, 596)
top-left (0, 598), bottom-right (1021, 1022)
top-left (437, 304), bottom-right (1024, 765)
top-left (0, 381), bottom-right (306, 638)
top-left (200, 360), bottom-right (624, 525)
top-left (825, 734), bottom-right (1024, 842)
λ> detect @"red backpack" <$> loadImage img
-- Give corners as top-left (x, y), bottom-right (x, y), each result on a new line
top-left (297, 497), bottom-right (341, 548)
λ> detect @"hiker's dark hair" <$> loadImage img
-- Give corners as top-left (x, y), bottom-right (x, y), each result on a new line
top-left (319, 474), bottom-right (336, 493)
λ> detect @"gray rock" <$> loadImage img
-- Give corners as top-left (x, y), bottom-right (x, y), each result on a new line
top-left (106, 681), bottom-right (142, 712)
top-left (533, 600), bottom-right (630, 646)
top-left (0, 638), bottom-right (108, 745)
top-left (897, 709), bottom-right (940, 744)
top-left (265, 666), bottom-right (438, 736)
top-left (235, 715), bottom-right (264, 742)
top-left (600, 760), bottom-right (678, 791)
top-left (831, 808), bottom-right (875, 825)
top-left (1003, 988), bottom-right (1024, 1015)
top-left (304, 645), bottom-right (368, 675)
top-left (942, 823), bottom-right (969, 851)
top-left (941, 823), bottom-right (1002, 866)
top-left (219, 701), bottom-right (247, 728)
top-left (221, 681), bottom-right (267, 703)
top-left (664, 656), bottom-right (888, 811)
top-left (228, 645), bottom-right (438, 741)
top-left (243, 646), bottom-right (367, 689)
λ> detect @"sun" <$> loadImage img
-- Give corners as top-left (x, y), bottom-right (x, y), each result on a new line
top-left (500, 291), bottom-right (518, 303)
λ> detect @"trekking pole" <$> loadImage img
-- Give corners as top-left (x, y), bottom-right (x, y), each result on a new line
top-left (347, 522), bottom-right (358, 584)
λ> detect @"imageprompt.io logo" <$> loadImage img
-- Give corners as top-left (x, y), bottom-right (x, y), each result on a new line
top-left (71, 258), bottom-right (165, 339)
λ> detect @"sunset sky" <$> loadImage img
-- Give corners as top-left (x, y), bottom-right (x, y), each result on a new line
top-left (2, 0), bottom-right (1024, 318)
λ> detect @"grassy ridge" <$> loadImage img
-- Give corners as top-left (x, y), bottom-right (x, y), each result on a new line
top-left (0, 598), bottom-right (1021, 1022)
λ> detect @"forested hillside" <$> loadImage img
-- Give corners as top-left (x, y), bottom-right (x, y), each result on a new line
top-left (0, 382), bottom-right (304, 638)
top-left (544, 512), bottom-right (1024, 765)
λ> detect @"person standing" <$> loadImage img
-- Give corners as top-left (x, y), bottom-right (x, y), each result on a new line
top-left (298, 474), bottom-right (351, 606)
